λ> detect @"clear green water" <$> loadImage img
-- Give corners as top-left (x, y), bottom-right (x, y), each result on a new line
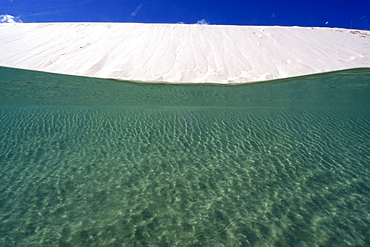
top-left (0, 67), bottom-right (370, 246)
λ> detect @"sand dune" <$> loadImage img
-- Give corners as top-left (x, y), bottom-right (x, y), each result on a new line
top-left (0, 23), bottom-right (369, 84)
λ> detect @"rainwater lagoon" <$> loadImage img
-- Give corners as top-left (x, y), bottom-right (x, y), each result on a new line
top-left (0, 67), bottom-right (370, 246)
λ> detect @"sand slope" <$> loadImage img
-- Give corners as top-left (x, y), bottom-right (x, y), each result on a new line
top-left (0, 23), bottom-right (369, 84)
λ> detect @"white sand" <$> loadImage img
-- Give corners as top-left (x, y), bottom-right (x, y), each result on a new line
top-left (0, 22), bottom-right (369, 84)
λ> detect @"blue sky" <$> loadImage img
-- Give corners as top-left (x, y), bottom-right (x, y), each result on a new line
top-left (1, 0), bottom-right (369, 30)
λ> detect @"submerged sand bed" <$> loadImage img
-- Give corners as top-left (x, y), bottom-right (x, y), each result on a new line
top-left (0, 23), bottom-right (369, 84)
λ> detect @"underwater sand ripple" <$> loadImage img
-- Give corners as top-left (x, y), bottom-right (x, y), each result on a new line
top-left (0, 107), bottom-right (369, 246)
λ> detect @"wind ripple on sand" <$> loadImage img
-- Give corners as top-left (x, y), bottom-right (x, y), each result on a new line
top-left (1, 23), bottom-right (369, 83)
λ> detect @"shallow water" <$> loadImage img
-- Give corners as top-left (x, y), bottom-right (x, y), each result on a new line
top-left (0, 67), bottom-right (370, 246)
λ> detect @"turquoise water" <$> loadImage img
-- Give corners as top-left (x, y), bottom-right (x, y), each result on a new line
top-left (0, 67), bottom-right (370, 246)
